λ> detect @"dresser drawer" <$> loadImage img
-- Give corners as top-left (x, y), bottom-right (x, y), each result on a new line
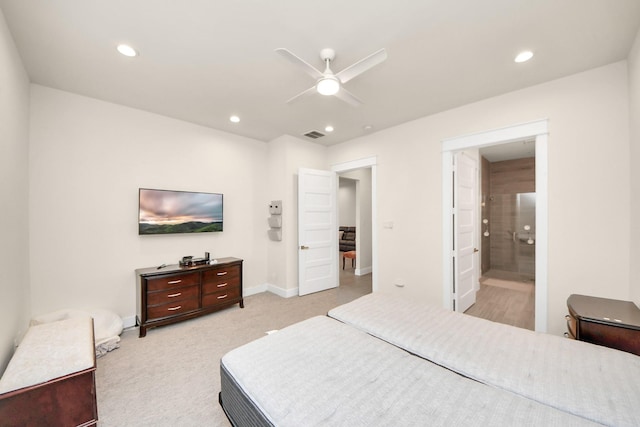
top-left (147, 297), bottom-right (199, 320)
top-left (147, 284), bottom-right (199, 306)
top-left (202, 287), bottom-right (241, 308)
top-left (202, 266), bottom-right (240, 286)
top-left (579, 321), bottom-right (640, 355)
top-left (565, 314), bottom-right (577, 339)
top-left (146, 272), bottom-right (199, 292)
top-left (202, 276), bottom-right (239, 294)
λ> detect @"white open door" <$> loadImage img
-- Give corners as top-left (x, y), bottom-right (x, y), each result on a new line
top-left (454, 152), bottom-right (478, 312)
top-left (298, 168), bottom-right (338, 296)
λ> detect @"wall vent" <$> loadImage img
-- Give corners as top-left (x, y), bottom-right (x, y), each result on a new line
top-left (303, 130), bottom-right (325, 139)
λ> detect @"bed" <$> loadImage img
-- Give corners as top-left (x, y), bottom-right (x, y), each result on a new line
top-left (219, 293), bottom-right (640, 426)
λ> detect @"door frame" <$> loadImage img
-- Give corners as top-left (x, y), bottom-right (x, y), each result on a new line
top-left (441, 119), bottom-right (549, 332)
top-left (332, 156), bottom-right (378, 292)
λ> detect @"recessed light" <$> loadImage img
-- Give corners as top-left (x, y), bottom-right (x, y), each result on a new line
top-left (363, 125), bottom-right (373, 131)
top-left (514, 51), bottom-right (533, 63)
top-left (230, 115), bottom-right (240, 123)
top-left (117, 44), bottom-right (137, 57)
top-left (325, 125), bottom-right (334, 132)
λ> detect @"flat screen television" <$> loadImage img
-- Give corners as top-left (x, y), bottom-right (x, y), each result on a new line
top-left (138, 188), bottom-right (223, 235)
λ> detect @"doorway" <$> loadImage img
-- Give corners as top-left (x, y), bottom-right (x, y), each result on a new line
top-left (441, 120), bottom-right (549, 332)
top-left (338, 172), bottom-right (372, 298)
top-left (297, 158), bottom-right (377, 298)
top-left (332, 156), bottom-right (378, 293)
top-left (467, 145), bottom-right (536, 330)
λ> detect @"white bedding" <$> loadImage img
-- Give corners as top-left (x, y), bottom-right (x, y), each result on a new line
top-left (221, 316), bottom-right (599, 426)
top-left (329, 293), bottom-right (640, 427)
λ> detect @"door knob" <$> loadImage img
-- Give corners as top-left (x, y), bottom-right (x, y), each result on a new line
top-left (473, 248), bottom-right (479, 253)
top-left (300, 245), bottom-right (309, 250)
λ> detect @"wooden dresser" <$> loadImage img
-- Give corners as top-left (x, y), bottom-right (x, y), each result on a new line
top-left (136, 257), bottom-right (243, 337)
top-left (566, 294), bottom-right (640, 356)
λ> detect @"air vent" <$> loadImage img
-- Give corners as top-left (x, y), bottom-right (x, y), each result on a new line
top-left (303, 130), bottom-right (325, 139)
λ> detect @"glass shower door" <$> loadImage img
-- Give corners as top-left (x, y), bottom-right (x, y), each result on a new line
top-left (489, 192), bottom-right (535, 282)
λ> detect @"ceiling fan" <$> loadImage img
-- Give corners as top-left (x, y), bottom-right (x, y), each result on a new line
top-left (275, 47), bottom-right (387, 106)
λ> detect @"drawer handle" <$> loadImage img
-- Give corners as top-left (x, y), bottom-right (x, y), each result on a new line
top-left (167, 305), bottom-right (182, 311)
top-left (168, 280), bottom-right (182, 284)
top-left (217, 271), bottom-right (228, 276)
top-left (217, 283), bottom-right (228, 288)
top-left (167, 292), bottom-right (182, 298)
top-left (217, 294), bottom-right (228, 299)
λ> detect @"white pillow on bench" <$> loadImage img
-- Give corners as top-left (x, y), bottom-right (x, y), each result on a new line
top-left (31, 308), bottom-right (123, 357)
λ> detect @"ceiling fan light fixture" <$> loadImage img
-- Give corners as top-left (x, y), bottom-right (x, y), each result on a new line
top-left (316, 77), bottom-right (340, 96)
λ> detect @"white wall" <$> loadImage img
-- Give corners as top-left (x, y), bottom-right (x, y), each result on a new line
top-left (328, 61), bottom-right (631, 335)
top-left (265, 134), bottom-right (326, 295)
top-left (29, 85), bottom-right (269, 322)
top-left (0, 9), bottom-right (31, 373)
top-left (629, 28), bottom-right (640, 306)
top-left (338, 178), bottom-right (356, 227)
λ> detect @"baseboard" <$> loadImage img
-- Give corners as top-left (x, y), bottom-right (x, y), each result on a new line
top-left (245, 283), bottom-right (298, 298)
top-left (265, 283), bottom-right (298, 298)
top-left (355, 266), bottom-right (372, 276)
top-left (122, 315), bottom-right (137, 329)
top-left (244, 283), bottom-right (268, 297)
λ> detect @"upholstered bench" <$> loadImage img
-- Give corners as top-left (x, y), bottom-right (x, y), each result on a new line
top-left (0, 316), bottom-right (98, 426)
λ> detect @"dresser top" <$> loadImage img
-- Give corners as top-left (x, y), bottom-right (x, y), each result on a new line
top-left (136, 256), bottom-right (242, 277)
top-left (567, 294), bottom-right (640, 330)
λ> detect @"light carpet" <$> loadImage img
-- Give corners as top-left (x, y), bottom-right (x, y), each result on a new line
top-left (96, 284), bottom-right (370, 426)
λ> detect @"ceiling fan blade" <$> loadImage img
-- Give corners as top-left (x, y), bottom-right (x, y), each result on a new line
top-left (334, 87), bottom-right (363, 107)
top-left (336, 48), bottom-right (387, 84)
top-left (275, 48), bottom-right (324, 80)
top-left (285, 85), bottom-right (317, 104)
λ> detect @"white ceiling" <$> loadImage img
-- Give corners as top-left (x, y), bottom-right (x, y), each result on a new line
top-left (1, 1), bottom-right (639, 146)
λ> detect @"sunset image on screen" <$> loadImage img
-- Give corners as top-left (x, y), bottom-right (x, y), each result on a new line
top-left (139, 189), bottom-right (223, 234)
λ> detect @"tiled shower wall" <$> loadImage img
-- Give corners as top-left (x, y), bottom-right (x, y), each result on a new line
top-left (481, 157), bottom-right (536, 280)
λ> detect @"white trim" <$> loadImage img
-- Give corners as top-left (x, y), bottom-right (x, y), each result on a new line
top-left (355, 266), bottom-right (373, 276)
top-left (442, 119), bottom-right (549, 332)
top-left (267, 283), bottom-right (299, 298)
top-left (246, 283), bottom-right (299, 298)
top-left (534, 133), bottom-right (549, 332)
top-left (332, 157), bottom-right (378, 292)
top-left (442, 119), bottom-right (549, 151)
top-left (442, 150), bottom-right (454, 309)
top-left (243, 283), bottom-right (268, 297)
top-left (122, 315), bottom-right (137, 329)
top-left (332, 156), bottom-right (377, 172)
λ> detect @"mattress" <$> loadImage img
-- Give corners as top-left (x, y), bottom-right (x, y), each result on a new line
top-left (220, 315), bottom-right (598, 426)
top-left (328, 293), bottom-right (640, 427)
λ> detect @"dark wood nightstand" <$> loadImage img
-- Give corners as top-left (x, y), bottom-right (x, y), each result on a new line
top-left (566, 294), bottom-right (640, 356)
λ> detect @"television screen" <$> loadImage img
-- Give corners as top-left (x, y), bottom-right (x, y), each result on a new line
top-left (138, 188), bottom-right (223, 235)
